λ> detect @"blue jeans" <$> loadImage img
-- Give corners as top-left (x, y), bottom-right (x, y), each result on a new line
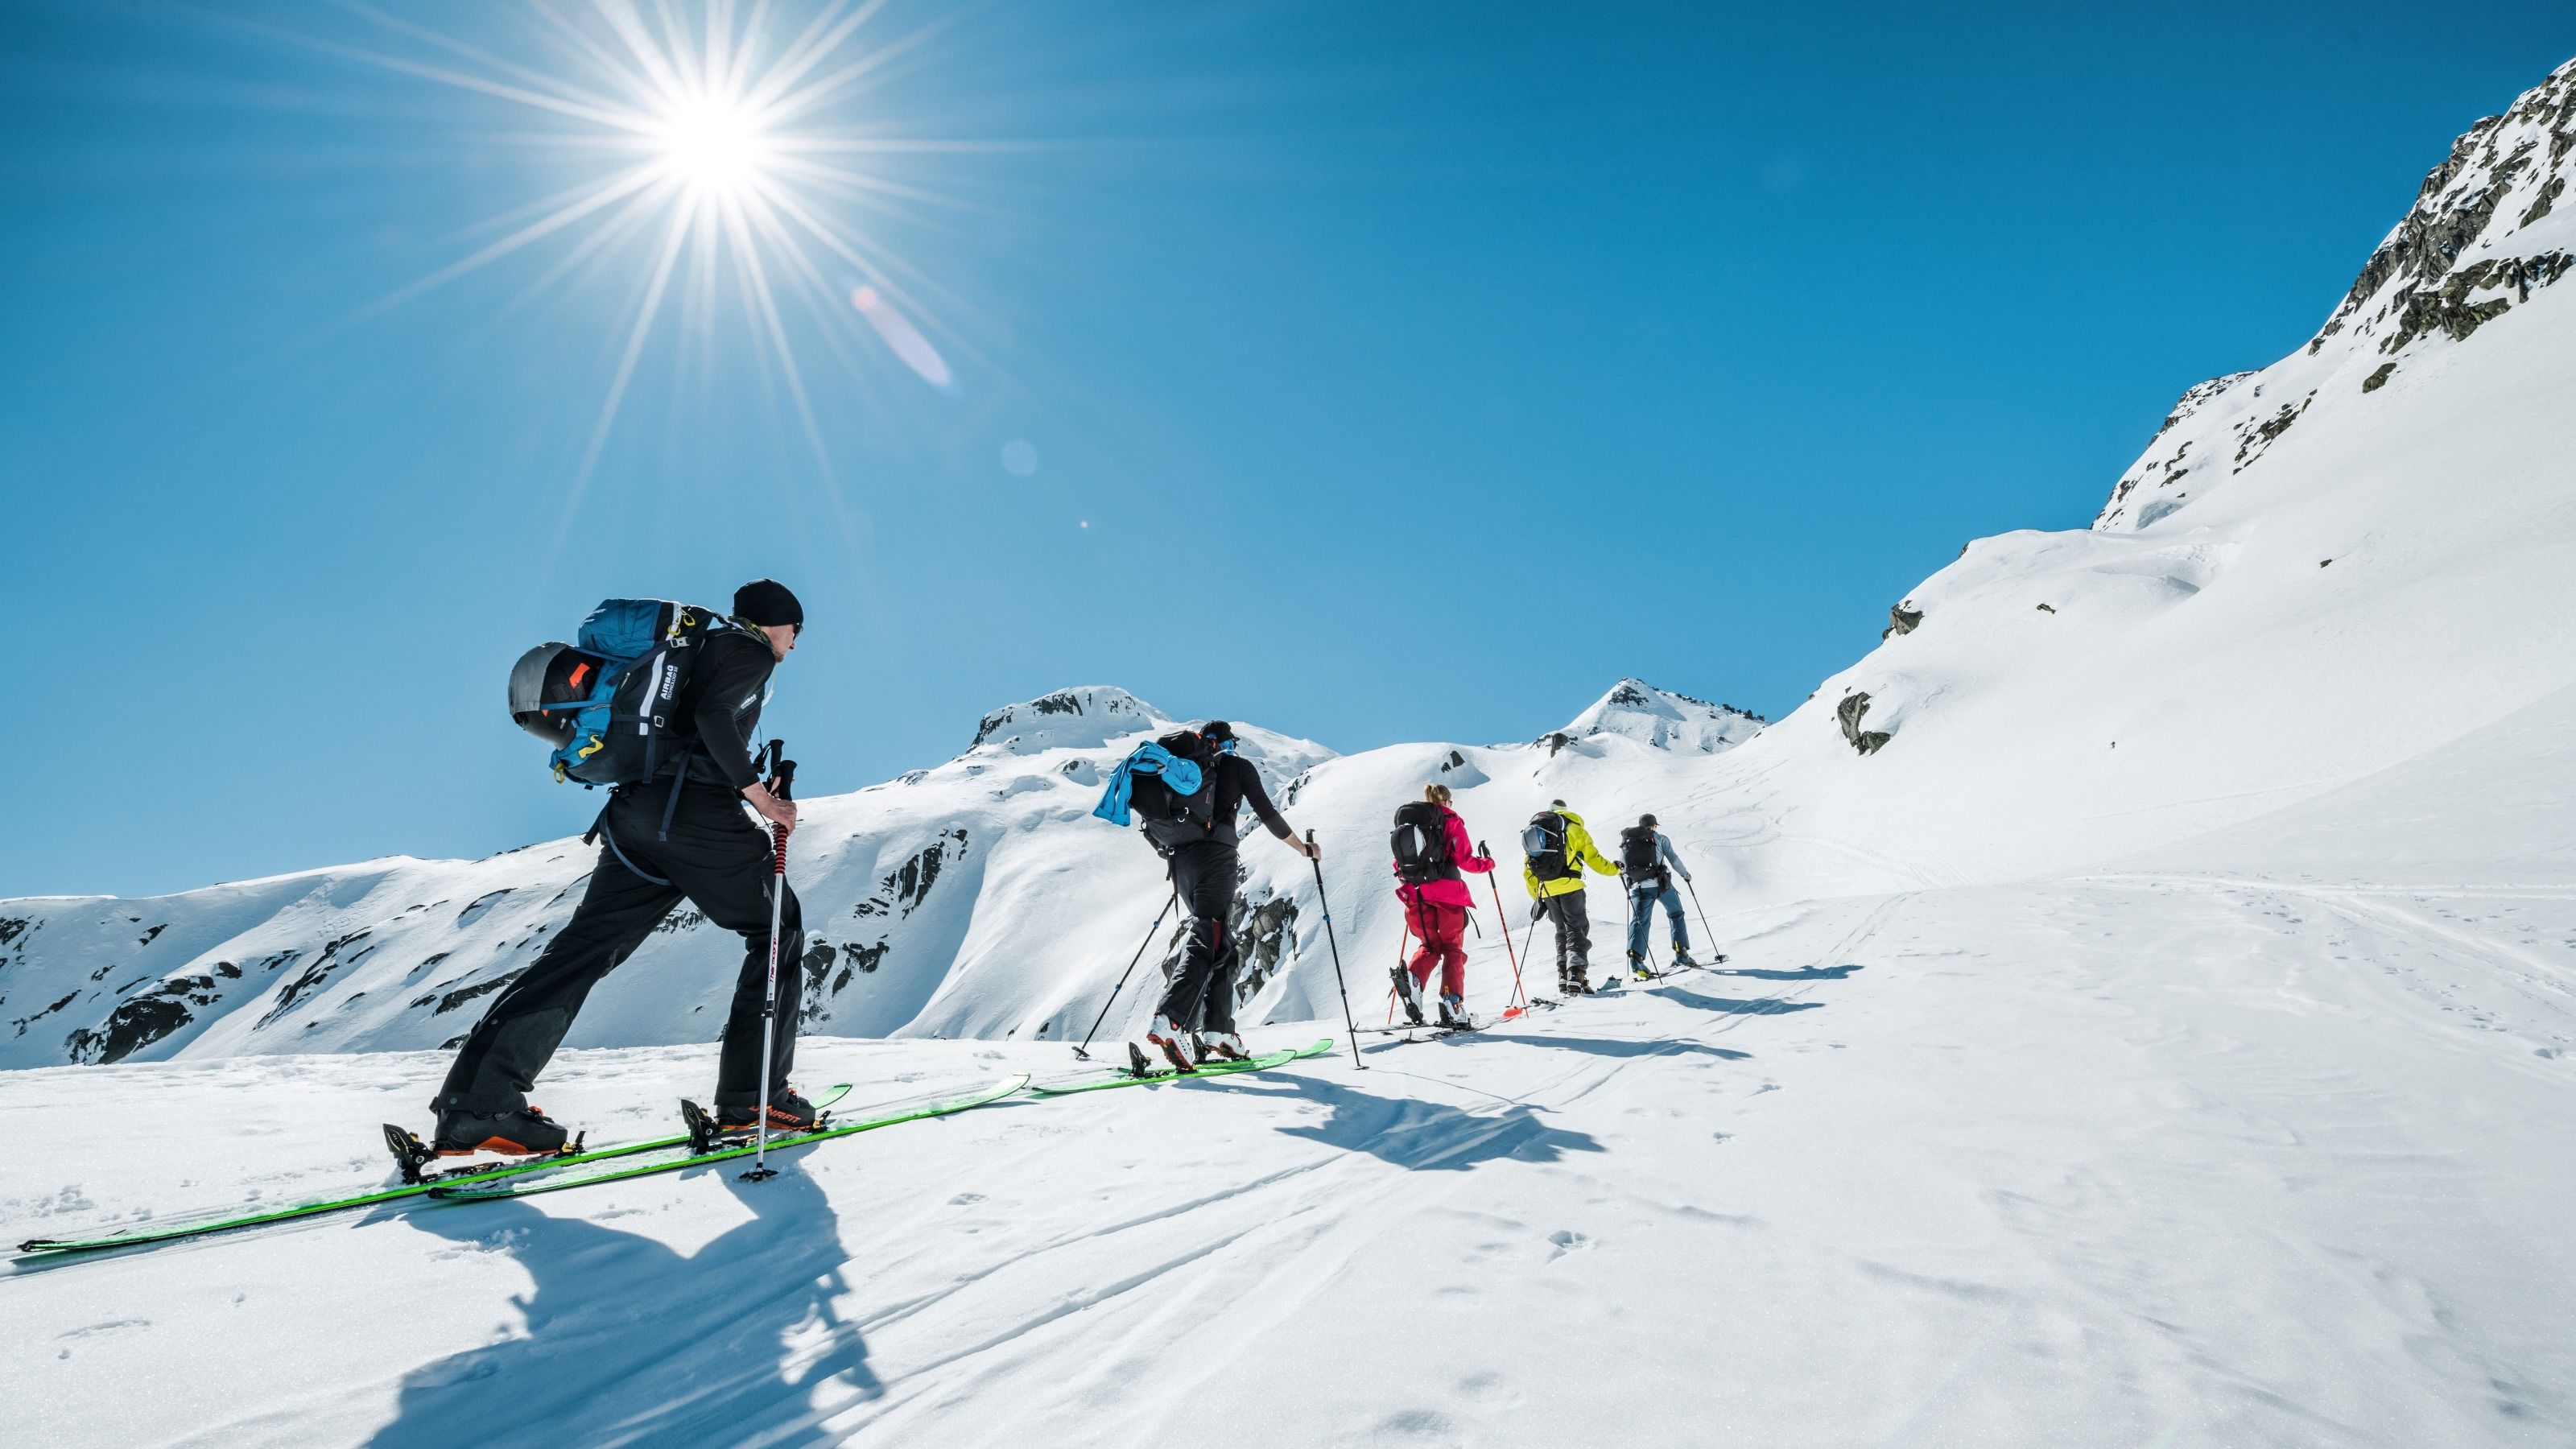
top-left (1626, 882), bottom-right (1689, 960)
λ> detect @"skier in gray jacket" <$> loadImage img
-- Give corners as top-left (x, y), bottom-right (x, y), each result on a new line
top-left (1616, 814), bottom-right (1699, 975)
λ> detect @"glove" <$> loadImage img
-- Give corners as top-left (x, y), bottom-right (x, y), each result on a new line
top-left (1530, 899), bottom-right (1546, 925)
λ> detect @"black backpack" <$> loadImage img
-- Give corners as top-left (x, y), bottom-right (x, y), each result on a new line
top-left (1618, 825), bottom-right (1665, 885)
top-left (1129, 731), bottom-right (1221, 852)
top-left (1390, 801), bottom-right (1455, 885)
top-left (1521, 810), bottom-right (1573, 882)
top-left (509, 599), bottom-right (735, 786)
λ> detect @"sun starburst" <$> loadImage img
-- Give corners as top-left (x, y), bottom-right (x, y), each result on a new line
top-left (324, 0), bottom-right (986, 514)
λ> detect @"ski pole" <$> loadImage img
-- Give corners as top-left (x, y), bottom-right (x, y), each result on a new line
top-left (1304, 829), bottom-right (1364, 1071)
top-left (1482, 843), bottom-right (1528, 1011)
top-left (1683, 875), bottom-right (1722, 964)
top-left (1074, 881), bottom-right (1181, 1060)
top-left (743, 741), bottom-right (796, 1183)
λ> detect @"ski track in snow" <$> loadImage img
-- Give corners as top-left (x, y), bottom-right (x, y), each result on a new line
top-left (6, 881), bottom-right (2573, 1447)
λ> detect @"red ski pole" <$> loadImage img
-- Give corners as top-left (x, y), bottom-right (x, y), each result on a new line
top-left (1482, 842), bottom-right (1529, 1013)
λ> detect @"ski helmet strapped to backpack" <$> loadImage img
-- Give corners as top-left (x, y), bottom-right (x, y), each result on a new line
top-left (1522, 809), bottom-right (1574, 883)
top-left (1124, 729), bottom-right (1223, 854)
top-left (1618, 824), bottom-right (1666, 885)
top-left (1390, 800), bottom-right (1456, 886)
top-left (510, 599), bottom-right (737, 787)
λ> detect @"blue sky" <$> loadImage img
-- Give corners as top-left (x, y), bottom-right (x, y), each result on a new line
top-left (2, 1), bottom-right (2568, 898)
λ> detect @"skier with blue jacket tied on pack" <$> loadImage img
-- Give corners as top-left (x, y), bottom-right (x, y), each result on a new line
top-left (1618, 813), bottom-right (1702, 976)
top-left (425, 580), bottom-right (814, 1160)
top-left (1096, 720), bottom-right (1319, 1071)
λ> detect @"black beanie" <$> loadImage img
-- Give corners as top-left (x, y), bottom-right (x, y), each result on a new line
top-left (1641, 813), bottom-right (1658, 828)
top-left (733, 579), bottom-right (803, 628)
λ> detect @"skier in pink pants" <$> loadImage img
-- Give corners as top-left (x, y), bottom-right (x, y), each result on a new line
top-left (1389, 782), bottom-right (1495, 1027)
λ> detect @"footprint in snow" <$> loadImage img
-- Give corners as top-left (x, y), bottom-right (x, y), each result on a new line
top-left (1546, 1229), bottom-right (1591, 1261)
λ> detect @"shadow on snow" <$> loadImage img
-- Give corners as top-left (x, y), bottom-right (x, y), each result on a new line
top-left (1705, 963), bottom-right (1867, 982)
top-left (1229, 1071), bottom-right (1604, 1173)
top-left (369, 1162), bottom-right (873, 1447)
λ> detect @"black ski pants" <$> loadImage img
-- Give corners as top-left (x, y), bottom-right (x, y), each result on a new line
top-left (1539, 890), bottom-right (1593, 975)
top-left (435, 783), bottom-right (803, 1114)
top-left (1154, 840), bottom-right (1241, 1035)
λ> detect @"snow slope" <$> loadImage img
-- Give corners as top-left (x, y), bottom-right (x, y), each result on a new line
top-left (1660, 56), bottom-right (2576, 898)
top-left (6, 864), bottom-right (2569, 1445)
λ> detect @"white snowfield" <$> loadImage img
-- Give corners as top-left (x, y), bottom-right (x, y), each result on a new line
top-left (6, 55), bottom-right (2576, 1449)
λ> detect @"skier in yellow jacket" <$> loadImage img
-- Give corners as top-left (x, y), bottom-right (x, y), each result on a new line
top-left (1521, 799), bottom-right (1622, 994)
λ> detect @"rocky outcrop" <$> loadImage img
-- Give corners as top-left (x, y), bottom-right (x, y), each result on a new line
top-left (1836, 692), bottom-right (1891, 756)
top-left (2098, 58), bottom-right (2576, 532)
top-left (1883, 604), bottom-right (1923, 639)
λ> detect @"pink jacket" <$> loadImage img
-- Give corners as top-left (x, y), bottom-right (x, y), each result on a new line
top-left (1393, 805), bottom-right (1495, 910)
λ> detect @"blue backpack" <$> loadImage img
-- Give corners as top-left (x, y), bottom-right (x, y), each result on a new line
top-left (508, 600), bottom-right (737, 786)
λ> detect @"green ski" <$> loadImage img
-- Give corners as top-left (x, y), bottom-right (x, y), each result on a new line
top-left (14, 1084), bottom-right (857, 1257)
top-left (1030, 1037), bottom-right (1332, 1096)
top-left (428, 1075), bottom-right (1030, 1201)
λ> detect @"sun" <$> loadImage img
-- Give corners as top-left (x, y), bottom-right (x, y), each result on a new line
top-left (338, 1), bottom-right (975, 507)
top-left (653, 94), bottom-right (770, 195)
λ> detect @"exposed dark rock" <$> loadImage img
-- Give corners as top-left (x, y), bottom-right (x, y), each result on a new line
top-left (2037, 603), bottom-right (2058, 613)
top-left (2363, 362), bottom-right (2398, 393)
top-left (2524, 175), bottom-right (2566, 227)
top-left (419, 972), bottom-right (522, 1015)
top-left (255, 929), bottom-right (378, 1028)
top-left (213, 960), bottom-right (242, 979)
top-left (1835, 693), bottom-right (1891, 756)
top-left (805, 939), bottom-right (890, 1021)
top-left (65, 986), bottom-right (202, 1063)
top-left (12, 989), bottom-right (80, 1038)
top-left (654, 909), bottom-right (706, 935)
top-left (1228, 890), bottom-right (1301, 1008)
top-left (0, 917), bottom-right (31, 949)
top-left (2333, 118), bottom-right (2524, 321)
top-left (138, 924), bottom-right (166, 947)
top-left (456, 890), bottom-right (512, 927)
top-left (847, 831), bottom-right (970, 920)
top-left (1882, 604), bottom-right (1923, 640)
top-left (2231, 392), bottom-right (2315, 472)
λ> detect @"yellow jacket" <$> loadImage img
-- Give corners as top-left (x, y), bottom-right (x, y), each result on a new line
top-left (1523, 809), bottom-right (1620, 898)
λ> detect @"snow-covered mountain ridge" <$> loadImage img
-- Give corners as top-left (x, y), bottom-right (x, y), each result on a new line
top-left (1655, 57), bottom-right (2576, 898)
top-left (0, 680), bottom-right (1728, 1071)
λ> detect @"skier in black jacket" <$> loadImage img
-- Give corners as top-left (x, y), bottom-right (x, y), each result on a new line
top-left (427, 580), bottom-right (811, 1156)
top-left (1142, 720), bottom-right (1319, 1071)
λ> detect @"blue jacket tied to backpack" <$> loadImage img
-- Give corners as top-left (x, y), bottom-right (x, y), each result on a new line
top-left (1092, 743), bottom-right (1203, 826)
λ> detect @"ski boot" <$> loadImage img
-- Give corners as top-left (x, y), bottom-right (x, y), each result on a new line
top-left (716, 1088), bottom-right (824, 1135)
top-left (1669, 946), bottom-right (1700, 969)
top-left (1145, 1013), bottom-right (1199, 1073)
top-left (1198, 1030), bottom-right (1249, 1063)
top-left (1436, 993), bottom-right (1467, 1029)
top-left (1390, 965), bottom-right (1426, 1025)
top-left (431, 1104), bottom-right (571, 1158)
